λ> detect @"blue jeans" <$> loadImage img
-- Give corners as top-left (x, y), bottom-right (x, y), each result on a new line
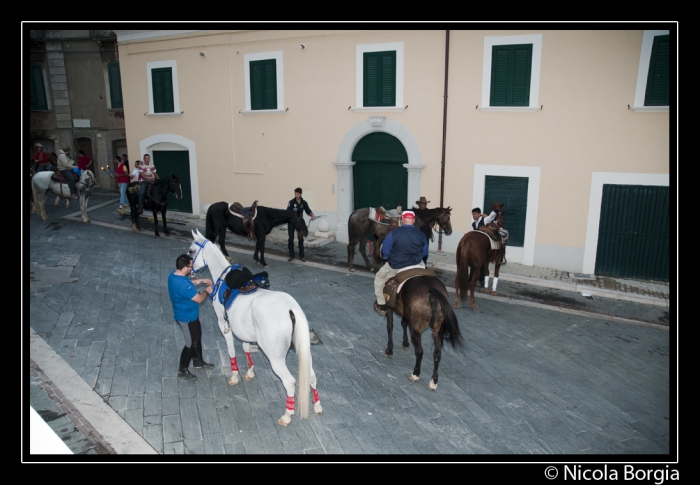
top-left (119, 183), bottom-right (128, 205)
top-left (138, 181), bottom-right (149, 207)
top-left (59, 169), bottom-right (76, 195)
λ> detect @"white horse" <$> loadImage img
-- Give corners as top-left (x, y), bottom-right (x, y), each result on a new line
top-left (31, 170), bottom-right (96, 224)
top-left (188, 228), bottom-right (323, 426)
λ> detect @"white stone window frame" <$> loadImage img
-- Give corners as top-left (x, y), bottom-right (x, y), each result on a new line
top-left (353, 42), bottom-right (405, 112)
top-left (241, 51), bottom-right (285, 115)
top-left (480, 34), bottom-right (542, 112)
top-left (632, 30), bottom-right (670, 112)
top-left (147, 60), bottom-right (181, 116)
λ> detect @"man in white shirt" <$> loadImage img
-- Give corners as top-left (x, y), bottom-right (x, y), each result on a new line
top-left (137, 154), bottom-right (159, 214)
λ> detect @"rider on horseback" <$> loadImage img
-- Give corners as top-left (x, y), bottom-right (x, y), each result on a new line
top-left (56, 147), bottom-right (79, 199)
top-left (137, 154), bottom-right (159, 214)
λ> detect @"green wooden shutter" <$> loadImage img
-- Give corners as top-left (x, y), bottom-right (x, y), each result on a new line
top-left (108, 62), bottom-right (123, 109)
top-left (363, 51), bottom-right (396, 107)
top-left (29, 64), bottom-right (48, 111)
top-left (250, 59), bottom-right (277, 110)
top-left (483, 175), bottom-right (529, 247)
top-left (490, 44), bottom-right (532, 107)
top-left (152, 67), bottom-right (174, 113)
top-left (644, 35), bottom-right (669, 106)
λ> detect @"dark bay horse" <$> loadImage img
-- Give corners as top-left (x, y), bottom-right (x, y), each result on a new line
top-left (205, 202), bottom-right (308, 268)
top-left (382, 275), bottom-right (464, 390)
top-left (347, 206), bottom-right (453, 272)
top-left (126, 175), bottom-right (182, 238)
top-left (453, 202), bottom-right (506, 309)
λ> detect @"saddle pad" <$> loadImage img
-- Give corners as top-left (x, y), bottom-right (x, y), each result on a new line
top-left (474, 230), bottom-right (501, 250)
top-left (395, 268), bottom-right (438, 294)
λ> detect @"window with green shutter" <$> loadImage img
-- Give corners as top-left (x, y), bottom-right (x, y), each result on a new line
top-left (152, 67), bottom-right (174, 113)
top-left (30, 64), bottom-right (48, 111)
top-left (108, 62), bottom-right (123, 109)
top-left (490, 44), bottom-right (532, 107)
top-left (363, 51), bottom-right (396, 107)
top-left (250, 59), bottom-right (277, 110)
top-left (644, 35), bottom-right (669, 106)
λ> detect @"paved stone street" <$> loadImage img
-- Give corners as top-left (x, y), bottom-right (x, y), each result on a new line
top-left (26, 191), bottom-right (674, 458)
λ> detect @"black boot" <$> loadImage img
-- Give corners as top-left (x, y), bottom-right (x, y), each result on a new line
top-left (192, 341), bottom-right (215, 369)
top-left (178, 346), bottom-right (197, 381)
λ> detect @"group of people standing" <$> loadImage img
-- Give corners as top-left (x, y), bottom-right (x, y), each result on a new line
top-left (108, 153), bottom-right (158, 212)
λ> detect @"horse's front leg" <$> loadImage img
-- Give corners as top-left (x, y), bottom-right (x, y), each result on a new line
top-left (483, 262), bottom-right (491, 294)
top-left (347, 241), bottom-right (356, 272)
top-left (383, 310), bottom-right (394, 357)
top-left (215, 308), bottom-right (240, 386)
top-left (453, 271), bottom-right (462, 308)
top-left (152, 210), bottom-right (161, 238)
top-left (161, 208), bottom-right (170, 236)
top-left (259, 238), bottom-right (269, 269)
top-left (428, 329), bottom-right (444, 390)
top-left (409, 326), bottom-right (424, 382)
top-left (240, 342), bottom-right (256, 381)
top-left (358, 237), bottom-right (375, 272)
top-left (470, 265), bottom-right (480, 309)
top-left (401, 317), bottom-right (410, 350)
top-left (491, 261), bottom-right (500, 295)
top-left (80, 196), bottom-right (90, 224)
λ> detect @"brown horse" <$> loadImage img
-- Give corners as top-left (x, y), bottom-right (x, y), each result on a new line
top-left (382, 275), bottom-right (464, 390)
top-left (347, 206), bottom-right (453, 272)
top-left (453, 202), bottom-right (507, 309)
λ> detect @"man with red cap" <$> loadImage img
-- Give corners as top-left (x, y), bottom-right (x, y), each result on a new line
top-left (373, 210), bottom-right (428, 315)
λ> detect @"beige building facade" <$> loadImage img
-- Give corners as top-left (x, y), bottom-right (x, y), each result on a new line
top-left (113, 28), bottom-right (672, 277)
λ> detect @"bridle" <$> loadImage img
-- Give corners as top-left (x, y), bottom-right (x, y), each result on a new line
top-left (189, 238), bottom-right (210, 277)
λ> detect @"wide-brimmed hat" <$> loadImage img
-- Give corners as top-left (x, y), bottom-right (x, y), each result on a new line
top-left (415, 196), bottom-right (430, 205)
top-left (35, 143), bottom-right (43, 148)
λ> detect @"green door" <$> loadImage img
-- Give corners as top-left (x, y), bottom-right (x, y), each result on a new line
top-left (484, 175), bottom-right (529, 247)
top-left (152, 150), bottom-right (192, 213)
top-left (352, 132), bottom-right (408, 211)
top-left (595, 184), bottom-right (669, 281)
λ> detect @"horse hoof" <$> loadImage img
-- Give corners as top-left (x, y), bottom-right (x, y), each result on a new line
top-left (349, 268), bottom-right (355, 272)
top-left (383, 350), bottom-right (393, 357)
top-left (278, 416), bottom-right (291, 426)
top-left (428, 380), bottom-right (438, 390)
top-left (453, 302), bottom-right (461, 309)
top-left (409, 374), bottom-right (420, 382)
top-left (470, 303), bottom-right (478, 309)
top-left (483, 288), bottom-right (491, 294)
top-left (255, 261), bottom-right (261, 265)
top-left (227, 375), bottom-right (239, 386)
top-left (226, 257), bottom-right (234, 264)
top-left (491, 291), bottom-right (498, 296)
top-left (263, 265), bottom-right (269, 269)
top-left (370, 268), bottom-right (376, 273)
top-left (401, 343), bottom-right (409, 350)
top-left (314, 402), bottom-right (323, 415)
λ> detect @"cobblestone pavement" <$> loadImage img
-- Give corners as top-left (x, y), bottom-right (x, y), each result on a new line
top-left (26, 190), bottom-right (676, 460)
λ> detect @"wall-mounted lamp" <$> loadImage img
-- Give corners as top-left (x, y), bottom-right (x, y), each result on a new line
top-left (299, 44), bottom-right (306, 49)
top-left (199, 52), bottom-right (205, 56)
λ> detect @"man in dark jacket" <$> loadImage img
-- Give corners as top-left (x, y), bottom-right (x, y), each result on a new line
top-left (287, 187), bottom-right (316, 262)
top-left (373, 210), bottom-right (428, 315)
top-left (469, 207), bottom-right (486, 287)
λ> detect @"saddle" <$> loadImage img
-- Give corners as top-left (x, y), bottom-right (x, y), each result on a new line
top-left (51, 170), bottom-right (79, 197)
top-left (382, 268), bottom-right (438, 309)
top-left (476, 227), bottom-right (509, 263)
top-left (217, 264), bottom-right (271, 310)
top-left (369, 205), bottom-right (403, 227)
top-left (229, 200), bottom-right (258, 240)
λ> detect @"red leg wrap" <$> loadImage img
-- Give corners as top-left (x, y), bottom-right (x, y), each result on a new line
top-left (245, 352), bottom-right (254, 368)
top-left (286, 395), bottom-right (295, 411)
top-left (230, 357), bottom-right (239, 372)
top-left (312, 387), bottom-right (320, 404)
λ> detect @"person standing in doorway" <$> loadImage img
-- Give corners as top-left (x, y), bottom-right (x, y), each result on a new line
top-left (167, 254), bottom-right (215, 381)
top-left (77, 149), bottom-right (92, 171)
top-left (137, 154), bottom-right (158, 214)
top-left (415, 196), bottom-right (434, 264)
top-left (287, 187), bottom-right (316, 262)
top-left (33, 143), bottom-right (49, 172)
top-left (121, 153), bottom-right (130, 173)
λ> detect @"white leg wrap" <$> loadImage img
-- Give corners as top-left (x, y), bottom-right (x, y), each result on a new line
top-left (484, 276), bottom-right (490, 288)
top-left (492, 277), bottom-right (499, 292)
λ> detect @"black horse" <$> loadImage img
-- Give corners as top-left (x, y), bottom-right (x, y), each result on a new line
top-left (383, 275), bottom-right (464, 390)
top-left (127, 175), bottom-right (182, 238)
top-left (205, 201), bottom-right (308, 268)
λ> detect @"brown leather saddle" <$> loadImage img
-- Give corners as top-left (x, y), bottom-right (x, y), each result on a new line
top-left (229, 200), bottom-right (258, 240)
top-left (51, 170), bottom-right (79, 196)
top-left (383, 268), bottom-right (438, 309)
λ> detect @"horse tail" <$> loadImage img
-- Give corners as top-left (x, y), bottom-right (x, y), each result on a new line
top-left (290, 307), bottom-right (311, 419)
top-left (429, 288), bottom-right (465, 351)
top-left (455, 236), bottom-right (472, 302)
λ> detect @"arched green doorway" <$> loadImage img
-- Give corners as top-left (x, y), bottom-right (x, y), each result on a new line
top-left (352, 132), bottom-right (408, 211)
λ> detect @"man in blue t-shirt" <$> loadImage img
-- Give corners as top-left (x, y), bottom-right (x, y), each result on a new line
top-left (168, 254), bottom-right (214, 381)
top-left (372, 210), bottom-right (428, 315)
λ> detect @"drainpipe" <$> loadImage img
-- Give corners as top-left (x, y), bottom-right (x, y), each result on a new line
top-left (438, 30), bottom-right (450, 251)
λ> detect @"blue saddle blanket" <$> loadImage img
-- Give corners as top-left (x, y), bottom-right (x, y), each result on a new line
top-left (212, 264), bottom-right (270, 310)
